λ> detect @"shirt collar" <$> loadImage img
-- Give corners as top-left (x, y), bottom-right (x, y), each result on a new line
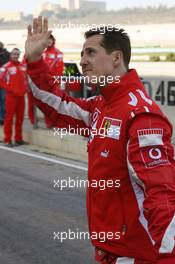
top-left (10, 60), bottom-right (20, 66)
top-left (100, 69), bottom-right (142, 102)
top-left (47, 44), bottom-right (55, 51)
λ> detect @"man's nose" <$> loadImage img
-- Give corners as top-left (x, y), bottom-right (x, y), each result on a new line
top-left (80, 55), bottom-right (88, 66)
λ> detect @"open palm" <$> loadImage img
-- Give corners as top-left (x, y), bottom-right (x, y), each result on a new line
top-left (25, 16), bottom-right (52, 62)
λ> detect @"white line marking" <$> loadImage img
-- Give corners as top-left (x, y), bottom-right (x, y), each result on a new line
top-left (0, 146), bottom-right (88, 172)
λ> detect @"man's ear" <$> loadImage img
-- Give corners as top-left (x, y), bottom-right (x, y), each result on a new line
top-left (112, 50), bottom-right (123, 67)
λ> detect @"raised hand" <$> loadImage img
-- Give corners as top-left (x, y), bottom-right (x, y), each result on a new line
top-left (25, 16), bottom-right (52, 62)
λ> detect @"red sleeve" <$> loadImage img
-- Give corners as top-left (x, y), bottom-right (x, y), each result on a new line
top-left (0, 66), bottom-right (9, 90)
top-left (27, 58), bottom-right (93, 135)
top-left (127, 113), bottom-right (175, 260)
top-left (55, 59), bottom-right (64, 77)
top-left (52, 51), bottom-right (64, 77)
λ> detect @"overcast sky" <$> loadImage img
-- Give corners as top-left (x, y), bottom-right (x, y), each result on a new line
top-left (1, 0), bottom-right (175, 14)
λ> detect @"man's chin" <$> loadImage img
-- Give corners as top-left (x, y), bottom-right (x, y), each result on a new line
top-left (84, 81), bottom-right (99, 90)
top-left (82, 74), bottom-right (102, 89)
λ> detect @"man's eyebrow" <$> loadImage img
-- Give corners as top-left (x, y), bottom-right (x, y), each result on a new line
top-left (81, 47), bottom-right (96, 57)
top-left (85, 47), bottom-right (96, 53)
top-left (86, 47), bottom-right (96, 51)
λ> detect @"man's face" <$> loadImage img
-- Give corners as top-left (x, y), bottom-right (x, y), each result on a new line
top-left (80, 34), bottom-right (116, 87)
top-left (10, 50), bottom-right (20, 62)
top-left (47, 38), bottom-right (54, 47)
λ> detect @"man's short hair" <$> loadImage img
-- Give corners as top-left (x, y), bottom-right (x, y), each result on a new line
top-left (11, 48), bottom-right (20, 53)
top-left (84, 27), bottom-right (131, 69)
top-left (49, 34), bottom-right (55, 42)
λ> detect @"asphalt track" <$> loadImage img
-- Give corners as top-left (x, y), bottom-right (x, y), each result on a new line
top-left (0, 145), bottom-right (96, 264)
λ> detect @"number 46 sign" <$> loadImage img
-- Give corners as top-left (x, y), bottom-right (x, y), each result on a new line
top-left (142, 78), bottom-right (175, 106)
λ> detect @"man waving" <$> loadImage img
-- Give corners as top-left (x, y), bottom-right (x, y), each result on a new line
top-left (26, 17), bottom-right (175, 264)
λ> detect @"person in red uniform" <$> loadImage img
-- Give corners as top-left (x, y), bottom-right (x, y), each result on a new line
top-left (43, 34), bottom-right (64, 128)
top-left (43, 34), bottom-right (64, 77)
top-left (0, 48), bottom-right (27, 147)
top-left (25, 17), bottom-right (175, 264)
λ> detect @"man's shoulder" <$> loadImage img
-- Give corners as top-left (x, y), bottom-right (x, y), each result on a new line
top-left (54, 48), bottom-right (63, 56)
top-left (127, 100), bottom-right (172, 131)
top-left (118, 83), bottom-right (171, 127)
top-left (54, 47), bottom-right (63, 53)
top-left (124, 84), bottom-right (160, 112)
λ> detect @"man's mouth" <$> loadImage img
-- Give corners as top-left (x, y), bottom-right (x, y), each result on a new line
top-left (83, 68), bottom-right (92, 73)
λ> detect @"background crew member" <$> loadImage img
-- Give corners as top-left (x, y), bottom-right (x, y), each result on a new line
top-left (0, 48), bottom-right (27, 147)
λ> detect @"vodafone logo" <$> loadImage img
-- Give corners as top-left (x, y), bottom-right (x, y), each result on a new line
top-left (149, 148), bottom-right (162, 160)
top-left (140, 146), bottom-right (169, 168)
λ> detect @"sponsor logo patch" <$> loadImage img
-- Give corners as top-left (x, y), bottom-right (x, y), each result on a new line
top-left (100, 149), bottom-right (109, 158)
top-left (0, 67), bottom-right (5, 72)
top-left (137, 129), bottom-right (163, 147)
top-left (101, 117), bottom-right (122, 140)
top-left (140, 146), bottom-right (170, 168)
top-left (138, 128), bottom-right (169, 168)
top-left (8, 67), bottom-right (16, 75)
top-left (57, 54), bottom-right (63, 58)
top-left (49, 54), bottom-right (55, 59)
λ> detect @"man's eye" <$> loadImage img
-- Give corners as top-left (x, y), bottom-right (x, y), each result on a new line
top-left (88, 50), bottom-right (95, 55)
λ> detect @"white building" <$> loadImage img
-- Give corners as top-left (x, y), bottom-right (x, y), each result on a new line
top-left (34, 0), bottom-right (106, 14)
top-left (34, 2), bottom-right (60, 16)
top-left (60, 0), bottom-right (106, 11)
top-left (0, 12), bottom-right (22, 22)
top-left (82, 1), bottom-right (106, 12)
top-left (60, 0), bottom-right (82, 11)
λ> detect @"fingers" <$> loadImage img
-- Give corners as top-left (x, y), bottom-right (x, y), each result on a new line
top-left (46, 30), bottom-right (52, 38)
top-left (27, 25), bottom-right (32, 37)
top-left (38, 16), bottom-right (42, 34)
top-left (33, 18), bottom-right (38, 34)
top-left (43, 17), bottom-right (48, 33)
top-left (30, 16), bottom-right (49, 35)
